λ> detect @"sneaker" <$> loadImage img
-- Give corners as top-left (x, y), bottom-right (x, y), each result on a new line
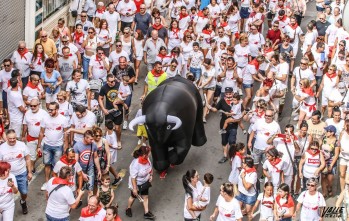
top-left (144, 212), bottom-right (155, 220)
top-left (238, 88), bottom-right (243, 96)
top-left (20, 200), bottom-right (28, 214)
top-left (41, 182), bottom-right (47, 191)
top-left (112, 177), bottom-right (123, 186)
top-left (123, 121), bottom-right (128, 130)
top-left (218, 156), bottom-right (228, 163)
top-left (170, 164), bottom-right (175, 168)
top-left (137, 139), bottom-right (142, 145)
top-left (159, 171), bottom-right (167, 179)
top-left (203, 118), bottom-right (207, 123)
top-left (32, 168), bottom-right (36, 174)
top-left (219, 129), bottom-right (227, 134)
top-left (293, 115), bottom-right (299, 121)
top-left (243, 130), bottom-right (247, 134)
top-left (77, 200), bottom-right (82, 209)
top-left (126, 208), bottom-right (132, 217)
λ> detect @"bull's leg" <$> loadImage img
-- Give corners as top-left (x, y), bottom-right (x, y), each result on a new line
top-left (149, 140), bottom-right (170, 171)
top-left (168, 139), bottom-right (191, 165)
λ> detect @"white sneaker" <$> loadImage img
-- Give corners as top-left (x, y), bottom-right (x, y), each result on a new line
top-left (137, 139), bottom-right (142, 145)
top-left (123, 121), bottom-right (128, 130)
top-left (293, 115), bottom-right (299, 121)
top-left (238, 88), bottom-right (243, 96)
top-left (41, 182), bottom-right (47, 191)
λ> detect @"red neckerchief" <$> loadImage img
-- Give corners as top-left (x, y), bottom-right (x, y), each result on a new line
top-left (225, 98), bottom-right (233, 105)
top-left (37, 53), bottom-right (43, 65)
top-left (197, 11), bottom-right (208, 18)
top-left (302, 87), bottom-right (314, 96)
top-left (60, 155), bottom-right (77, 166)
top-left (26, 81), bottom-right (40, 91)
top-left (171, 52), bottom-right (177, 58)
top-left (249, 11), bottom-right (257, 18)
top-left (269, 157), bottom-right (282, 172)
top-left (74, 31), bottom-right (84, 43)
top-left (276, 194), bottom-right (294, 208)
top-left (244, 167), bottom-right (257, 174)
top-left (96, 55), bottom-right (102, 65)
top-left (157, 53), bottom-right (170, 59)
top-left (138, 156), bottom-right (149, 165)
top-left (202, 29), bottom-right (212, 35)
top-left (151, 69), bottom-right (164, 77)
top-left (152, 23), bottom-right (163, 30)
top-left (220, 21), bottom-right (228, 27)
top-left (18, 48), bottom-right (29, 61)
top-left (179, 13), bottom-right (189, 20)
top-left (255, 109), bottom-right (265, 118)
top-left (277, 133), bottom-right (298, 142)
top-left (279, 16), bottom-right (287, 22)
top-left (236, 152), bottom-right (244, 160)
top-left (249, 59), bottom-right (260, 70)
top-left (80, 206), bottom-right (104, 218)
top-left (52, 177), bottom-right (74, 185)
top-left (96, 7), bottom-right (105, 14)
top-left (263, 78), bottom-right (274, 87)
top-left (172, 28), bottom-right (180, 38)
top-left (325, 72), bottom-right (337, 81)
top-left (264, 48), bottom-right (273, 56)
top-left (307, 149), bottom-right (320, 157)
top-left (289, 23), bottom-right (298, 30)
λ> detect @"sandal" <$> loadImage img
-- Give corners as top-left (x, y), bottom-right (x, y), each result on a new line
top-left (117, 142), bottom-right (122, 150)
top-left (328, 187), bottom-right (333, 197)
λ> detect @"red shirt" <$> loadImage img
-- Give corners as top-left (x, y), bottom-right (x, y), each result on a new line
top-left (266, 29), bottom-right (282, 44)
top-left (134, 0), bottom-right (144, 12)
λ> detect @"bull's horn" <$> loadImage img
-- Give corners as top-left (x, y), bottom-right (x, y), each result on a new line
top-left (128, 115), bottom-right (146, 131)
top-left (167, 115), bottom-right (182, 130)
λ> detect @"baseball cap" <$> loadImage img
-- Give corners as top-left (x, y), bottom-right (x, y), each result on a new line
top-left (324, 125), bottom-right (336, 133)
top-left (225, 87), bottom-right (234, 93)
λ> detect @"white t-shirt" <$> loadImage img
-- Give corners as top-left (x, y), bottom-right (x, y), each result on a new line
top-left (23, 84), bottom-right (44, 102)
top-left (214, 35), bottom-right (230, 47)
top-left (66, 79), bottom-right (90, 106)
top-left (57, 56), bottom-right (76, 81)
top-left (233, 44), bottom-right (250, 67)
top-left (23, 109), bottom-right (48, 138)
top-left (237, 169), bottom-right (257, 196)
top-left (257, 193), bottom-right (274, 220)
top-left (216, 195), bottom-right (243, 221)
top-left (325, 118), bottom-right (344, 138)
top-left (0, 68), bottom-right (13, 93)
top-left (180, 41), bottom-right (194, 61)
top-left (325, 24), bottom-right (338, 46)
top-left (184, 181), bottom-right (203, 219)
top-left (248, 33), bottom-right (265, 57)
top-left (109, 50), bottom-right (130, 70)
top-left (193, 186), bottom-right (210, 207)
top-left (45, 177), bottom-right (76, 219)
top-left (297, 191), bottom-right (326, 221)
top-left (275, 62), bottom-right (289, 90)
top-left (58, 101), bottom-right (74, 120)
top-left (102, 12), bottom-right (121, 33)
top-left (228, 155), bottom-right (242, 184)
top-left (70, 111), bottom-right (96, 142)
top-left (7, 90), bottom-right (24, 123)
top-left (201, 65), bottom-right (216, 88)
top-left (53, 160), bottom-right (82, 192)
top-left (0, 141), bottom-right (29, 176)
top-left (41, 114), bottom-right (70, 146)
top-left (263, 158), bottom-right (286, 188)
top-left (284, 25), bottom-right (303, 47)
top-left (292, 67), bottom-right (315, 91)
top-left (194, 16), bottom-right (209, 34)
top-left (117, 0), bottom-right (137, 23)
top-left (274, 138), bottom-right (295, 176)
top-left (228, 13), bottom-right (240, 33)
top-left (96, 28), bottom-right (112, 49)
top-left (89, 55), bottom-right (109, 80)
top-left (0, 173), bottom-right (17, 211)
top-left (118, 83), bottom-right (131, 100)
top-left (11, 51), bottom-right (33, 78)
top-left (128, 158), bottom-right (152, 187)
top-left (252, 119), bottom-right (281, 150)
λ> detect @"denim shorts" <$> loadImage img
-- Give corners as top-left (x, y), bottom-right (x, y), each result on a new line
top-left (243, 83), bottom-right (253, 89)
top-left (252, 148), bottom-right (266, 165)
top-left (46, 214), bottom-right (69, 221)
top-left (43, 144), bottom-right (63, 166)
top-left (316, 6), bottom-right (325, 12)
top-left (240, 7), bottom-right (250, 19)
top-left (235, 191), bottom-right (257, 205)
top-left (15, 171), bottom-right (28, 195)
top-left (190, 67), bottom-right (202, 80)
top-left (2, 91), bottom-right (7, 109)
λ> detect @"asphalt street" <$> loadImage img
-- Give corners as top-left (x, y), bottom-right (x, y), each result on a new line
top-left (12, 2), bottom-right (340, 220)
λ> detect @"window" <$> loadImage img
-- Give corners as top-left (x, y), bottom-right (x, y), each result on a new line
top-left (42, 0), bottom-right (68, 21)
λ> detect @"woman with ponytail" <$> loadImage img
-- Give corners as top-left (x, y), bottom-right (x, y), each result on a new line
top-left (126, 145), bottom-right (155, 219)
top-left (263, 147), bottom-right (286, 194)
top-left (228, 143), bottom-right (245, 187)
top-left (183, 169), bottom-right (205, 221)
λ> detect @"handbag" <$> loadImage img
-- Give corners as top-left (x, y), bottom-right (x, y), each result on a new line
top-left (138, 181), bottom-right (152, 192)
top-left (71, 0), bottom-right (81, 18)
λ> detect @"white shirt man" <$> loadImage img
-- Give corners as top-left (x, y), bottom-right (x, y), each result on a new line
top-left (88, 52), bottom-right (109, 81)
top-left (11, 42), bottom-right (33, 78)
top-left (7, 78), bottom-right (26, 137)
top-left (66, 78), bottom-right (90, 107)
top-left (69, 109), bottom-right (96, 143)
top-left (103, 5), bottom-right (121, 35)
top-left (117, 0), bottom-right (137, 23)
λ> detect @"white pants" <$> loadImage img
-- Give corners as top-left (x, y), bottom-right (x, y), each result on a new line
top-left (0, 205), bottom-right (15, 221)
top-left (27, 140), bottom-right (39, 161)
top-left (284, 175), bottom-right (293, 188)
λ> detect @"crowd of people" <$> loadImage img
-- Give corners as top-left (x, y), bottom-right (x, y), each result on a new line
top-left (0, 0), bottom-right (349, 220)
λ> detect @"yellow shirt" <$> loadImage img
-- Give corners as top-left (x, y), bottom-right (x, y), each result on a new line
top-left (35, 38), bottom-right (57, 58)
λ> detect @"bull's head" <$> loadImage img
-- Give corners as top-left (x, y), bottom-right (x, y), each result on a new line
top-left (128, 115), bottom-right (182, 144)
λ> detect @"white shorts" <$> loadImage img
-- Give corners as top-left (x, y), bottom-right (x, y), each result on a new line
top-left (27, 140), bottom-right (39, 161)
top-left (9, 121), bottom-right (22, 138)
top-left (136, 55), bottom-right (143, 61)
top-left (45, 93), bottom-right (58, 104)
top-left (321, 93), bottom-right (329, 106)
top-left (291, 44), bottom-right (299, 58)
top-left (110, 148), bottom-right (117, 164)
top-left (340, 158), bottom-right (349, 166)
top-left (300, 103), bottom-right (316, 117)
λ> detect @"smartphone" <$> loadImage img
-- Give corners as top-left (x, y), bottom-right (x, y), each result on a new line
top-left (8, 178), bottom-right (12, 183)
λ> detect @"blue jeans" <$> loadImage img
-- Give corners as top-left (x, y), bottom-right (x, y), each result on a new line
top-left (84, 165), bottom-right (95, 191)
top-left (46, 214), bottom-right (69, 221)
top-left (2, 90), bottom-right (7, 108)
top-left (82, 56), bottom-right (90, 79)
top-left (235, 191), bottom-right (258, 205)
top-left (190, 67), bottom-right (202, 80)
top-left (43, 144), bottom-right (63, 166)
top-left (15, 171), bottom-right (28, 195)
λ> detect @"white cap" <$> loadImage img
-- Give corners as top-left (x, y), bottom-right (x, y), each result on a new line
top-left (98, 2), bottom-right (104, 6)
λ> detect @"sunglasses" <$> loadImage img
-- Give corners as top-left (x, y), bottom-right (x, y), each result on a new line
top-left (218, 32), bottom-right (224, 34)
top-left (307, 183), bottom-right (316, 187)
top-left (171, 65), bottom-right (177, 68)
top-left (41, 35), bottom-right (47, 38)
top-left (310, 148), bottom-right (318, 151)
top-left (265, 115), bottom-right (273, 117)
top-left (95, 134), bottom-right (102, 137)
top-left (257, 105), bottom-right (263, 108)
top-left (124, 32), bottom-right (130, 34)
top-left (140, 7), bottom-right (146, 9)
top-left (116, 44), bottom-right (122, 47)
top-left (186, 36), bottom-right (192, 38)
top-left (340, 44), bottom-right (345, 46)
top-left (108, 80), bottom-right (115, 83)
top-left (300, 62), bottom-right (307, 65)
top-left (48, 108), bottom-right (55, 112)
top-left (88, 32), bottom-right (94, 34)
top-left (98, 52), bottom-right (104, 55)
top-left (57, 98), bottom-right (64, 101)
top-left (30, 104), bottom-right (39, 108)
top-left (81, 15), bottom-right (87, 17)
top-left (221, 57), bottom-right (227, 59)
top-left (3, 64), bottom-right (10, 67)
top-left (62, 41), bottom-right (69, 43)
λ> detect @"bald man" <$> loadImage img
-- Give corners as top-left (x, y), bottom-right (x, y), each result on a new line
top-left (79, 195), bottom-right (106, 220)
top-left (143, 29), bottom-right (166, 71)
top-left (11, 41), bottom-right (33, 87)
top-left (35, 31), bottom-right (57, 60)
top-left (22, 98), bottom-right (48, 173)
